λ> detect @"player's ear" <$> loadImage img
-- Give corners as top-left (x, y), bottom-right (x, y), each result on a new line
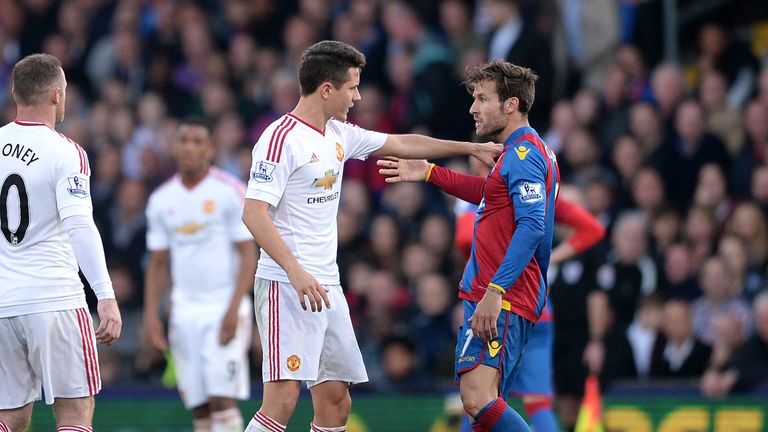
top-left (505, 97), bottom-right (519, 115)
top-left (52, 87), bottom-right (62, 105)
top-left (319, 81), bottom-right (334, 99)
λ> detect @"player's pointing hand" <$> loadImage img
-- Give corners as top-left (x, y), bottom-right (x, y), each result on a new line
top-left (377, 157), bottom-right (431, 183)
top-left (288, 267), bottom-right (331, 312)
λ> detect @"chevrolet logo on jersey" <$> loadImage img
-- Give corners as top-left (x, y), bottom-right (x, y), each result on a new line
top-left (175, 222), bottom-right (206, 235)
top-left (514, 145), bottom-right (530, 160)
top-left (488, 340), bottom-right (502, 357)
top-left (313, 170), bottom-right (338, 190)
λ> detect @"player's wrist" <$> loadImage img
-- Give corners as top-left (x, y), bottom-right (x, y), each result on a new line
top-left (424, 163), bottom-right (436, 182)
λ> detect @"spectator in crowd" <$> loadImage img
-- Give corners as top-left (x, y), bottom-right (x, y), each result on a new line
top-left (650, 300), bottom-right (712, 379)
top-left (700, 291), bottom-right (768, 397)
top-left (690, 256), bottom-right (752, 346)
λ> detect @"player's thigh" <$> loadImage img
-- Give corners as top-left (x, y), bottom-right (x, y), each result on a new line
top-left (23, 309), bottom-right (101, 405)
top-left (169, 314), bottom-right (208, 409)
top-left (308, 285), bottom-right (368, 387)
top-left (254, 278), bottom-right (326, 382)
top-left (204, 312), bottom-right (252, 400)
top-left (0, 317), bottom-right (40, 409)
top-left (455, 303), bottom-right (532, 397)
top-left (509, 321), bottom-right (554, 398)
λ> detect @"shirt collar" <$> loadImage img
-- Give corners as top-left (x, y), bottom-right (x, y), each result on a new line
top-left (504, 125), bottom-right (536, 148)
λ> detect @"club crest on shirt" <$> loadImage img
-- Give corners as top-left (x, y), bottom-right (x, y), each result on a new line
top-left (518, 182), bottom-right (543, 203)
top-left (203, 199), bottom-right (215, 214)
top-left (251, 161), bottom-right (276, 183)
top-left (487, 340), bottom-right (502, 357)
top-left (287, 354), bottom-right (301, 372)
top-left (335, 143), bottom-right (344, 161)
top-left (66, 176), bottom-right (89, 198)
top-left (514, 145), bottom-right (530, 160)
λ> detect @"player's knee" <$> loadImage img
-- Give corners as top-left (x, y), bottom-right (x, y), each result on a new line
top-left (317, 390), bottom-right (351, 424)
top-left (459, 389), bottom-right (490, 417)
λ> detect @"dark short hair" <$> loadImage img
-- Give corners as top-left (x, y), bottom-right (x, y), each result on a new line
top-left (464, 60), bottom-right (538, 114)
top-left (179, 116), bottom-right (211, 133)
top-left (12, 53), bottom-right (63, 106)
top-left (298, 40), bottom-right (366, 96)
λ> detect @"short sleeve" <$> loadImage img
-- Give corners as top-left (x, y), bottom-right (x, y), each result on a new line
top-left (56, 145), bottom-right (93, 220)
top-left (145, 194), bottom-right (170, 251)
top-left (245, 130), bottom-right (297, 207)
top-left (226, 183), bottom-right (253, 243)
top-left (333, 120), bottom-right (387, 161)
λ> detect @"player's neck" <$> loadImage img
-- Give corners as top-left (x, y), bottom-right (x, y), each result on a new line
top-left (290, 98), bottom-right (329, 132)
top-left (498, 117), bottom-right (530, 144)
top-left (15, 106), bottom-right (56, 128)
top-left (179, 167), bottom-right (210, 189)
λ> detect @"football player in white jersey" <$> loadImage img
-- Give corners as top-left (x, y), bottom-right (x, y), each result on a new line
top-left (143, 119), bottom-right (256, 432)
top-left (242, 40), bottom-right (501, 432)
top-left (0, 54), bottom-right (121, 432)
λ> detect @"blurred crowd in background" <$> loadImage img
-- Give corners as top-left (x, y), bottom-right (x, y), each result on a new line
top-left (2, 0), bottom-right (768, 402)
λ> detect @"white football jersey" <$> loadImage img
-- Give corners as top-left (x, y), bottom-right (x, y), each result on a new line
top-left (146, 167), bottom-right (253, 314)
top-left (246, 113), bottom-right (386, 285)
top-left (0, 120), bottom-right (93, 318)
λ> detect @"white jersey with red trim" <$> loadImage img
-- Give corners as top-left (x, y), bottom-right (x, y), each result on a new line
top-left (146, 167), bottom-right (253, 315)
top-left (246, 114), bottom-right (387, 285)
top-left (0, 120), bottom-right (92, 318)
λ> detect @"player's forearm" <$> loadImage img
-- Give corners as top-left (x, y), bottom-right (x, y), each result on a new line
top-left (555, 199), bottom-right (606, 254)
top-left (488, 219), bottom-right (545, 291)
top-left (383, 134), bottom-right (477, 160)
top-left (586, 291), bottom-right (611, 340)
top-left (62, 214), bottom-right (114, 300)
top-left (229, 241), bottom-right (257, 311)
top-left (242, 200), bottom-right (303, 276)
top-left (427, 165), bottom-right (485, 204)
top-left (143, 256), bottom-right (170, 317)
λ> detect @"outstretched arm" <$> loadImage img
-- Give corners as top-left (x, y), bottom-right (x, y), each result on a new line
top-left (374, 134), bottom-right (502, 167)
top-left (377, 157), bottom-right (486, 204)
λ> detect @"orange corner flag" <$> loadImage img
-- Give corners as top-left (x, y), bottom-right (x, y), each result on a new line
top-left (574, 375), bottom-right (604, 432)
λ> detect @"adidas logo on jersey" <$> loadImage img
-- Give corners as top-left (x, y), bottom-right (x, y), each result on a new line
top-left (310, 153), bottom-right (319, 163)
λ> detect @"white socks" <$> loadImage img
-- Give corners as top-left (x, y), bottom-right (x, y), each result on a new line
top-left (245, 412), bottom-right (286, 432)
top-left (212, 408), bottom-right (243, 432)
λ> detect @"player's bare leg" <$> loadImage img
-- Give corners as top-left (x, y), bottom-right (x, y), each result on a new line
top-left (208, 397), bottom-right (242, 432)
top-left (460, 364), bottom-right (500, 418)
top-left (0, 402), bottom-right (33, 431)
top-left (459, 365), bottom-right (530, 431)
top-left (191, 403), bottom-right (212, 432)
top-left (309, 380), bottom-right (351, 430)
top-left (52, 396), bottom-right (94, 430)
top-left (244, 381), bottom-right (299, 431)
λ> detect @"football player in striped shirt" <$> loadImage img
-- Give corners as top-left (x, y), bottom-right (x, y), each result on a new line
top-left (242, 40), bottom-right (501, 432)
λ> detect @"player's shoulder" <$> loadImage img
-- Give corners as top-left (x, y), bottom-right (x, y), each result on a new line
top-left (326, 118), bottom-right (365, 135)
top-left (148, 175), bottom-right (179, 202)
top-left (208, 167), bottom-right (246, 198)
top-left (254, 114), bottom-right (304, 158)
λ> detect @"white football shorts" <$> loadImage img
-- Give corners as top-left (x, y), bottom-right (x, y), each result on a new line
top-left (0, 308), bottom-right (100, 408)
top-left (254, 278), bottom-right (368, 387)
top-left (168, 305), bottom-right (252, 409)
